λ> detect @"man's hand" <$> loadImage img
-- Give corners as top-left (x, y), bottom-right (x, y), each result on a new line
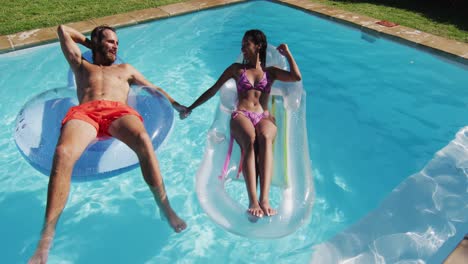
top-left (84, 38), bottom-right (93, 50)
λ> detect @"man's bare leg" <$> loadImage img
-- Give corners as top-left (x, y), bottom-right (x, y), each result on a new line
top-left (109, 115), bottom-right (186, 232)
top-left (29, 120), bottom-right (97, 264)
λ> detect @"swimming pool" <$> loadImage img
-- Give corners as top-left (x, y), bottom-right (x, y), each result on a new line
top-left (1, 1), bottom-right (467, 263)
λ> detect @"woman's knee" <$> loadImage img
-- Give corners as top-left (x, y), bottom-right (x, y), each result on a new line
top-left (237, 132), bottom-right (257, 151)
top-left (257, 130), bottom-right (276, 145)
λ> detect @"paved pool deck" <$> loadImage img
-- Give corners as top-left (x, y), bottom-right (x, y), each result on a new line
top-left (0, 0), bottom-right (467, 65)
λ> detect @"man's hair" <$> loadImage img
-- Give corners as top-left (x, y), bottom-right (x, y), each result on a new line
top-left (243, 29), bottom-right (268, 68)
top-left (90, 25), bottom-right (116, 61)
top-left (90, 25), bottom-right (116, 46)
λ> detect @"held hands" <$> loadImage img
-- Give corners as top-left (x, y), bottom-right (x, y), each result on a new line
top-left (179, 108), bottom-right (192, 120)
top-left (276, 44), bottom-right (290, 57)
top-left (172, 102), bottom-right (191, 120)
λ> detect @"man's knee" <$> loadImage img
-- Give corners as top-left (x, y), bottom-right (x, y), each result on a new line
top-left (132, 131), bottom-right (152, 150)
top-left (54, 144), bottom-right (80, 163)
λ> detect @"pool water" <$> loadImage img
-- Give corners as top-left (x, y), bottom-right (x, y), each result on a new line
top-left (1, 1), bottom-right (467, 263)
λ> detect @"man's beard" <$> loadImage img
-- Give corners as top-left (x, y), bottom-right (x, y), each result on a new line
top-left (96, 45), bottom-right (115, 65)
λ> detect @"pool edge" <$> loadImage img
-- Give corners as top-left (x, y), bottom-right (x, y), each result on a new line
top-left (0, 0), bottom-right (245, 54)
top-left (1, 0), bottom-right (467, 65)
top-left (274, 0), bottom-right (468, 66)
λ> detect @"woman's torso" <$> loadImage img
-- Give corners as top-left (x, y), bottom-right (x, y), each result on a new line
top-left (234, 64), bottom-right (273, 113)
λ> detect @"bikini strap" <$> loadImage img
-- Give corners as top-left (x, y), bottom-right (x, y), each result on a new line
top-left (219, 136), bottom-right (235, 180)
top-left (219, 135), bottom-right (244, 180)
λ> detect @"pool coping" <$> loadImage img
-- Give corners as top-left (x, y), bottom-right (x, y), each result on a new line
top-left (0, 0), bottom-right (467, 66)
top-left (277, 0), bottom-right (468, 66)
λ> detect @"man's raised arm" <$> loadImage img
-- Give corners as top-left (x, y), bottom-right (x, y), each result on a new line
top-left (57, 25), bottom-right (91, 71)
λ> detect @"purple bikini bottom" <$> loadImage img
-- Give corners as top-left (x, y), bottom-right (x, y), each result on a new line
top-left (231, 110), bottom-right (269, 126)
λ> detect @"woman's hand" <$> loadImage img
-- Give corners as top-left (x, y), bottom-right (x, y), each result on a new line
top-left (276, 44), bottom-right (290, 56)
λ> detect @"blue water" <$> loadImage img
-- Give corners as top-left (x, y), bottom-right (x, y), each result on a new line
top-left (1, 1), bottom-right (467, 263)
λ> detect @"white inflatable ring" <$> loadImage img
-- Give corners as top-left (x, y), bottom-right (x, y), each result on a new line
top-left (14, 86), bottom-right (174, 182)
top-left (196, 45), bottom-right (314, 238)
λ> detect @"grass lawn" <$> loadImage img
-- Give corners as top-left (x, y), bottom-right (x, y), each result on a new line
top-left (0, 0), bottom-right (467, 42)
top-left (0, 0), bottom-right (183, 35)
top-left (312, 0), bottom-right (468, 42)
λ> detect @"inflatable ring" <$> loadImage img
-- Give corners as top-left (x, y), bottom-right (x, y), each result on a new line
top-left (14, 86), bottom-right (174, 182)
top-left (195, 45), bottom-right (314, 238)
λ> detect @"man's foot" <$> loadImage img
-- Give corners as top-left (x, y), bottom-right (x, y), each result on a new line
top-left (247, 202), bottom-right (264, 218)
top-left (260, 200), bottom-right (277, 217)
top-left (29, 249), bottom-right (48, 264)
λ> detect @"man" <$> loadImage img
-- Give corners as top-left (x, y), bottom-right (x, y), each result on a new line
top-left (29, 25), bottom-right (187, 263)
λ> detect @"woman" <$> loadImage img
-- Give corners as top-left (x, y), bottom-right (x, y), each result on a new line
top-left (181, 29), bottom-right (301, 218)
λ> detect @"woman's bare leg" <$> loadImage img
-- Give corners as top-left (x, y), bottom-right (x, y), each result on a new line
top-left (230, 114), bottom-right (263, 217)
top-left (109, 115), bottom-right (186, 232)
top-left (256, 117), bottom-right (277, 216)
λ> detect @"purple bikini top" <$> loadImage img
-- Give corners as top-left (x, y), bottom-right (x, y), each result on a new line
top-left (236, 67), bottom-right (272, 94)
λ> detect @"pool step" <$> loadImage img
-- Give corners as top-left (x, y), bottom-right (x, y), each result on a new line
top-left (443, 234), bottom-right (468, 264)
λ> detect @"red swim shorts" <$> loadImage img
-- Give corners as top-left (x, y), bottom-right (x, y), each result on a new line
top-left (61, 100), bottom-right (143, 137)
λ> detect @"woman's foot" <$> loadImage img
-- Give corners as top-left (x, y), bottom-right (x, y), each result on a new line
top-left (260, 200), bottom-right (277, 216)
top-left (247, 202), bottom-right (264, 218)
top-left (168, 214), bottom-right (187, 233)
top-left (160, 209), bottom-right (187, 233)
